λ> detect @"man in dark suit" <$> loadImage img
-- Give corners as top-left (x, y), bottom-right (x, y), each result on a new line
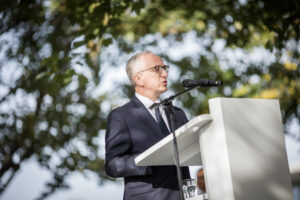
top-left (105, 51), bottom-right (190, 200)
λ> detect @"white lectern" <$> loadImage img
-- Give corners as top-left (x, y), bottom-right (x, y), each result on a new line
top-left (135, 98), bottom-right (293, 200)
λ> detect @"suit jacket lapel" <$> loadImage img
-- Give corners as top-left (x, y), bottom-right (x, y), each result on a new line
top-left (164, 107), bottom-right (183, 132)
top-left (164, 107), bottom-right (173, 131)
top-left (131, 96), bottom-right (166, 138)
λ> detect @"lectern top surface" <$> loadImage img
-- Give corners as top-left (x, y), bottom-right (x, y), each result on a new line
top-left (135, 114), bottom-right (212, 166)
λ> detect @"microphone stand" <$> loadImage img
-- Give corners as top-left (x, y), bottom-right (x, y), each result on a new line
top-left (150, 85), bottom-right (199, 200)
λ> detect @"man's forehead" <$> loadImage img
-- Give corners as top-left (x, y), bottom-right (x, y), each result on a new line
top-left (132, 53), bottom-right (164, 74)
top-left (140, 53), bottom-right (163, 64)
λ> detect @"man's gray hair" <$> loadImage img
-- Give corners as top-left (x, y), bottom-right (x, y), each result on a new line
top-left (126, 51), bottom-right (153, 86)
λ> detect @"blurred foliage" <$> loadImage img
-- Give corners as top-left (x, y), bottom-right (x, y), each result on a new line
top-left (0, 0), bottom-right (299, 199)
top-left (116, 0), bottom-right (299, 135)
top-left (114, 0), bottom-right (300, 132)
top-left (0, 0), bottom-right (142, 198)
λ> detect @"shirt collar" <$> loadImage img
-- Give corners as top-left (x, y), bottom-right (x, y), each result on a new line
top-left (135, 92), bottom-right (160, 109)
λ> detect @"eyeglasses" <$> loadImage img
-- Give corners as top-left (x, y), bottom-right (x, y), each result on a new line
top-left (137, 65), bottom-right (170, 74)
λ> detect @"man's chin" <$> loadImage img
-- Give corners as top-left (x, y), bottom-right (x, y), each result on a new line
top-left (159, 87), bottom-right (168, 93)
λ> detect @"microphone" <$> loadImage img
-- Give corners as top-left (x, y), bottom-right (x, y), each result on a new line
top-left (182, 79), bottom-right (223, 88)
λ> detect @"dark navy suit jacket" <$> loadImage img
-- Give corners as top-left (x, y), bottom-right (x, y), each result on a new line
top-left (105, 96), bottom-right (190, 200)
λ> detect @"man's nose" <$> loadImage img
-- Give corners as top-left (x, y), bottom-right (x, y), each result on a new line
top-left (161, 68), bottom-right (168, 77)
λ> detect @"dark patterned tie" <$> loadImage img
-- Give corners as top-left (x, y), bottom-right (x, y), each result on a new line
top-left (155, 107), bottom-right (170, 136)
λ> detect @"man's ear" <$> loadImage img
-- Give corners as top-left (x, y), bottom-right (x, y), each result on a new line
top-left (134, 74), bottom-right (144, 86)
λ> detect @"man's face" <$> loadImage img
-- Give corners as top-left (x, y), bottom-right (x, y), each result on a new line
top-left (135, 53), bottom-right (168, 97)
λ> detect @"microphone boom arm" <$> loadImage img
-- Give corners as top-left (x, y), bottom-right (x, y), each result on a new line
top-left (149, 85), bottom-right (199, 200)
top-left (150, 85), bottom-right (199, 109)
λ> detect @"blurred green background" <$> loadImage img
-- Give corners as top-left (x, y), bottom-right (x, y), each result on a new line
top-left (0, 0), bottom-right (299, 199)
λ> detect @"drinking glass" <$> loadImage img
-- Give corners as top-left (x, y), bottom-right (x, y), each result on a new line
top-left (182, 179), bottom-right (197, 199)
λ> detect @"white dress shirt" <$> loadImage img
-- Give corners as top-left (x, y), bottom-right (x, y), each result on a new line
top-left (135, 92), bottom-right (170, 132)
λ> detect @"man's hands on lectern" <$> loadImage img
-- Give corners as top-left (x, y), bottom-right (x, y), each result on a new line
top-left (197, 168), bottom-right (206, 192)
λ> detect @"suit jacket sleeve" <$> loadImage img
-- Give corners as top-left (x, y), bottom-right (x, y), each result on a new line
top-left (105, 109), bottom-right (152, 178)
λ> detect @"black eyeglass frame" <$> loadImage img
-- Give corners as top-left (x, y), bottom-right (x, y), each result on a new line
top-left (137, 65), bottom-right (170, 74)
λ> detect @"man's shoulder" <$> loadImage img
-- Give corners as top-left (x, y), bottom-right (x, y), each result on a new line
top-left (109, 98), bottom-right (135, 115)
top-left (173, 105), bottom-right (186, 114)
